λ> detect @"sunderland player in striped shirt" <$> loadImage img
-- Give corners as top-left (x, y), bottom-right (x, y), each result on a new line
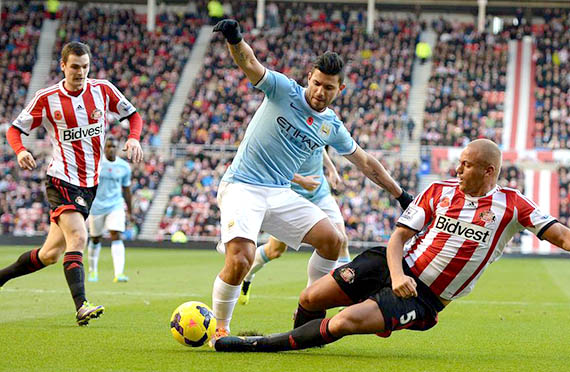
top-left (238, 147), bottom-right (351, 305)
top-left (87, 137), bottom-right (133, 283)
top-left (0, 42), bottom-right (143, 325)
top-left (211, 19), bottom-right (413, 341)
top-left (215, 139), bottom-right (570, 352)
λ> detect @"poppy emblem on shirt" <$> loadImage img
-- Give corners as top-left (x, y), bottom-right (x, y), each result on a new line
top-left (307, 116), bottom-right (314, 126)
top-left (91, 109), bottom-right (103, 120)
top-left (439, 197), bottom-right (450, 208)
top-left (54, 110), bottom-right (63, 120)
top-left (479, 210), bottom-right (496, 225)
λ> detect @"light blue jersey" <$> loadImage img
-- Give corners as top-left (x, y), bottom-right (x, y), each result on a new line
top-left (291, 147), bottom-right (330, 203)
top-left (222, 69), bottom-right (356, 187)
top-left (90, 156), bottom-right (131, 215)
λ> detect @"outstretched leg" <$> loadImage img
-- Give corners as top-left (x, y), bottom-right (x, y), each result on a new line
top-left (293, 274), bottom-right (353, 328)
top-left (215, 299), bottom-right (384, 352)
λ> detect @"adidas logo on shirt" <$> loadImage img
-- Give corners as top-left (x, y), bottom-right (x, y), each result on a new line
top-left (76, 104), bottom-right (84, 111)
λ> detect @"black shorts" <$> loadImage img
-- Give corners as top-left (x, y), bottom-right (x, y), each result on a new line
top-left (45, 176), bottom-right (97, 223)
top-left (332, 246), bottom-right (445, 337)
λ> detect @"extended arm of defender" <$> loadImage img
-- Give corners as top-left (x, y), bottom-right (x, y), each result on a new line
top-left (387, 226), bottom-right (418, 298)
top-left (227, 41), bottom-right (266, 85)
top-left (344, 145), bottom-right (402, 198)
top-left (541, 222), bottom-right (570, 252)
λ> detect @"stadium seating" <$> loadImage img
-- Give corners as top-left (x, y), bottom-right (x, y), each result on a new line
top-left (559, 166), bottom-right (570, 227)
top-left (0, 146), bottom-right (50, 236)
top-left (0, 145), bottom-right (166, 239)
top-left (532, 9), bottom-right (570, 149)
top-left (45, 5), bottom-right (202, 146)
top-left (0, 3), bottom-right (43, 141)
top-left (422, 19), bottom-right (508, 146)
top-left (128, 152), bottom-right (169, 239)
top-left (171, 3), bottom-right (418, 151)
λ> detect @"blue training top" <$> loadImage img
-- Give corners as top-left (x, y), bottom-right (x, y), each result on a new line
top-left (90, 156), bottom-right (131, 215)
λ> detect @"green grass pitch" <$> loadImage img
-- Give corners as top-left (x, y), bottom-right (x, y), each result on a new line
top-left (1, 246), bottom-right (569, 372)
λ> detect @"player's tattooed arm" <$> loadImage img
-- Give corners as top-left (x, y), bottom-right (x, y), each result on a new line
top-left (344, 145), bottom-right (402, 198)
top-left (228, 41), bottom-right (265, 85)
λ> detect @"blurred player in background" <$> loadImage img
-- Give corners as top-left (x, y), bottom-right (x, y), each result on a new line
top-left (0, 41), bottom-right (143, 325)
top-left (211, 19), bottom-right (413, 340)
top-left (87, 136), bottom-right (133, 283)
top-left (215, 139), bottom-right (570, 352)
top-left (238, 147), bottom-right (350, 305)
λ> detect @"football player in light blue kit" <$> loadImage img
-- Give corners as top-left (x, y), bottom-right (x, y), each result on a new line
top-left (211, 19), bottom-right (413, 339)
top-left (87, 137), bottom-right (133, 283)
top-left (238, 147), bottom-right (350, 305)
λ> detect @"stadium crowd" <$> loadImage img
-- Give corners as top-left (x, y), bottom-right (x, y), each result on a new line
top-left (559, 166), bottom-right (570, 228)
top-left (422, 19), bottom-right (508, 147)
top-left (44, 5), bottom-right (202, 146)
top-left (533, 9), bottom-right (570, 149)
top-left (0, 3), bottom-right (43, 142)
top-left (0, 145), bottom-right (167, 239)
top-left (172, 2), bottom-right (418, 151)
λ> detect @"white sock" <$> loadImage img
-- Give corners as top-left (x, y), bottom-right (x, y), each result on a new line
top-left (244, 244), bottom-right (271, 282)
top-left (111, 240), bottom-right (126, 277)
top-left (88, 240), bottom-right (101, 273)
top-left (335, 255), bottom-right (351, 269)
top-left (212, 275), bottom-right (241, 333)
top-left (306, 250), bottom-right (337, 287)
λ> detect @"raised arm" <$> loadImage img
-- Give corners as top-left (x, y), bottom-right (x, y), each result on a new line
top-left (214, 20), bottom-right (265, 85)
top-left (344, 145), bottom-right (413, 208)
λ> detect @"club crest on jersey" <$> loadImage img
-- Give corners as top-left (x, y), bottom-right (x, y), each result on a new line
top-left (479, 210), bottom-right (496, 225)
top-left (319, 122), bottom-right (331, 138)
top-left (339, 267), bottom-right (355, 284)
top-left (60, 122), bottom-right (103, 142)
top-left (439, 197), bottom-right (450, 208)
top-left (75, 196), bottom-right (87, 207)
top-left (54, 110), bottom-right (63, 120)
top-left (90, 108), bottom-right (103, 120)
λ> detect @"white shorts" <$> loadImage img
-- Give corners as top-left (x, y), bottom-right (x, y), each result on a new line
top-left (89, 208), bottom-right (126, 237)
top-left (217, 181), bottom-right (327, 251)
top-left (313, 194), bottom-right (343, 225)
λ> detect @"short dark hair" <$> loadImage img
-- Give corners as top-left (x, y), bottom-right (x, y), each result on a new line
top-left (61, 41), bottom-right (91, 63)
top-left (105, 136), bottom-right (118, 145)
top-left (312, 52), bottom-right (345, 84)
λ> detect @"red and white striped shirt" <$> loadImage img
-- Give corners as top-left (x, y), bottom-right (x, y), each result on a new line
top-left (398, 179), bottom-right (557, 300)
top-left (12, 78), bottom-right (136, 188)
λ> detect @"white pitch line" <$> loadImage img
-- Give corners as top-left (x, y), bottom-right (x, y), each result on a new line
top-left (2, 288), bottom-right (569, 307)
